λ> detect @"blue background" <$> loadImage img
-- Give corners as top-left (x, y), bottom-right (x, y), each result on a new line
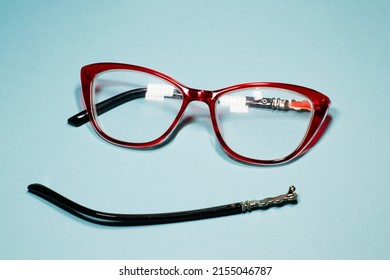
top-left (1, 0), bottom-right (389, 259)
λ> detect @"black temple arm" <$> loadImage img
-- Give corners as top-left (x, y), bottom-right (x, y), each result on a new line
top-left (28, 184), bottom-right (297, 226)
top-left (67, 88), bottom-right (147, 127)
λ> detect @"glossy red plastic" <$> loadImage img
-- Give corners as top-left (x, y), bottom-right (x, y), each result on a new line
top-left (79, 63), bottom-right (331, 165)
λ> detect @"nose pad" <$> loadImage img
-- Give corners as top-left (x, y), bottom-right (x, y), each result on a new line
top-left (182, 102), bottom-right (234, 163)
top-left (175, 101), bottom-right (214, 144)
top-left (183, 102), bottom-right (213, 129)
top-left (163, 101), bottom-right (214, 146)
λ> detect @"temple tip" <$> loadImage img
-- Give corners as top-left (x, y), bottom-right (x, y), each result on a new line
top-left (67, 111), bottom-right (89, 127)
top-left (27, 183), bottom-right (47, 193)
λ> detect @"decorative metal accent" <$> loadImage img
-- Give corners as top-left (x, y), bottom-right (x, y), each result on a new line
top-left (249, 97), bottom-right (311, 112)
top-left (241, 186), bottom-right (297, 212)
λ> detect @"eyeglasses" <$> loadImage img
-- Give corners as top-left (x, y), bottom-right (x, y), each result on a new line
top-left (27, 63), bottom-right (329, 226)
top-left (68, 63), bottom-right (331, 165)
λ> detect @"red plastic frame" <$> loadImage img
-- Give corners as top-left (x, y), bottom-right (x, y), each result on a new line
top-left (80, 62), bottom-right (331, 165)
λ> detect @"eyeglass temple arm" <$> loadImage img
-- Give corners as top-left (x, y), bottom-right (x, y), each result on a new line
top-left (27, 184), bottom-right (297, 226)
top-left (246, 97), bottom-right (311, 112)
top-left (67, 88), bottom-right (311, 127)
top-left (68, 88), bottom-right (148, 127)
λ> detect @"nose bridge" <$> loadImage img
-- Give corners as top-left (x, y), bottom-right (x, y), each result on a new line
top-left (187, 88), bottom-right (213, 104)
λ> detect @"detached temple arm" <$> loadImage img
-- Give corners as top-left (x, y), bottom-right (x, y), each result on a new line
top-left (28, 184), bottom-right (297, 226)
top-left (68, 87), bottom-right (311, 127)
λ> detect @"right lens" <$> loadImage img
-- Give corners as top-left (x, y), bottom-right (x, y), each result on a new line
top-left (215, 87), bottom-right (314, 161)
top-left (92, 70), bottom-right (184, 144)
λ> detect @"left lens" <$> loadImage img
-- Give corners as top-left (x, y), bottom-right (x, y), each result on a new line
top-left (92, 70), bottom-right (184, 144)
top-left (215, 87), bottom-right (313, 161)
